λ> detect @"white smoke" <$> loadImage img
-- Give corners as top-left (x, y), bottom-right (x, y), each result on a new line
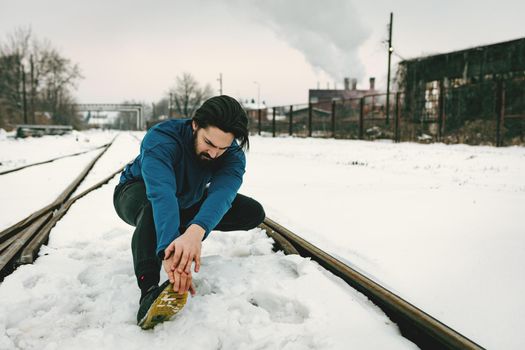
top-left (225, 0), bottom-right (369, 81)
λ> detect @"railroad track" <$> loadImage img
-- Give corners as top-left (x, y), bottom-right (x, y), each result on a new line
top-left (260, 218), bottom-right (485, 350)
top-left (0, 143), bottom-right (111, 176)
top-left (0, 135), bottom-right (128, 280)
top-left (1, 133), bottom-right (484, 349)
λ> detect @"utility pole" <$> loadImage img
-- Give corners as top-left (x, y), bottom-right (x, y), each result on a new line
top-left (386, 12), bottom-right (394, 125)
top-left (30, 55), bottom-right (35, 124)
top-left (21, 62), bottom-right (28, 124)
top-left (217, 73), bottom-right (223, 95)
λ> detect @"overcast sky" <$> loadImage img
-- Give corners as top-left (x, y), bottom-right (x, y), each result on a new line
top-left (1, 0), bottom-right (523, 106)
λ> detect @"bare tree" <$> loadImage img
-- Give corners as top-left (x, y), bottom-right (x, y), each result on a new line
top-left (38, 47), bottom-right (82, 124)
top-left (0, 27), bottom-right (83, 129)
top-left (0, 54), bottom-right (22, 128)
top-left (152, 97), bottom-right (169, 119)
top-left (169, 72), bottom-right (213, 118)
top-left (0, 27), bottom-right (31, 127)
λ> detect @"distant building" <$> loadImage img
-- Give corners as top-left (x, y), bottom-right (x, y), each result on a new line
top-left (397, 37), bottom-right (525, 122)
top-left (308, 77), bottom-right (378, 109)
top-left (242, 99), bottom-right (268, 124)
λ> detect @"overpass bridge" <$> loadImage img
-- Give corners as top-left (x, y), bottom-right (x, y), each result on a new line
top-left (75, 103), bottom-right (144, 130)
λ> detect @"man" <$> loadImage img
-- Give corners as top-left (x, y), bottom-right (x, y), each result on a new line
top-left (113, 95), bottom-right (265, 329)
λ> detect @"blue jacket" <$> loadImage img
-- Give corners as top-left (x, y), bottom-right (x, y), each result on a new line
top-left (119, 119), bottom-right (246, 255)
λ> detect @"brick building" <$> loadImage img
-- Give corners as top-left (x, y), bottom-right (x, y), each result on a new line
top-left (308, 77), bottom-right (378, 109)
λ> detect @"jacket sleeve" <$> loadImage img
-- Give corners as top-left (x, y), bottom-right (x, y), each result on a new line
top-left (140, 143), bottom-right (182, 255)
top-left (188, 149), bottom-right (246, 237)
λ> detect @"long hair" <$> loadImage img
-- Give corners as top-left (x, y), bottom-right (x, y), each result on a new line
top-left (192, 95), bottom-right (249, 151)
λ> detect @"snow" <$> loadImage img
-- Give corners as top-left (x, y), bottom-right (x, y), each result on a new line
top-left (0, 129), bottom-right (8, 141)
top-left (1, 131), bottom-right (524, 349)
top-left (0, 130), bottom-right (115, 173)
top-left (0, 131), bottom-right (120, 231)
top-left (242, 136), bottom-right (525, 350)
top-left (0, 132), bottom-right (416, 350)
top-left (0, 150), bottom-right (103, 231)
top-left (71, 132), bottom-right (142, 196)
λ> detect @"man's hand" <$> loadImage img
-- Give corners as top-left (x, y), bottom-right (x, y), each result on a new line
top-left (162, 250), bottom-right (198, 295)
top-left (163, 224), bottom-right (205, 294)
top-left (162, 258), bottom-right (197, 296)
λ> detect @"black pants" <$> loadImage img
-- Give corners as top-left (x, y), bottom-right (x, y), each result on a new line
top-left (113, 180), bottom-right (265, 289)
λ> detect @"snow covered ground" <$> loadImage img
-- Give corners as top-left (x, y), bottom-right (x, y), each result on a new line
top-left (242, 136), bottom-right (525, 350)
top-left (1, 130), bottom-right (524, 349)
top-left (0, 130), bottom-right (115, 173)
top-left (0, 131), bottom-right (117, 231)
top-left (0, 132), bottom-right (416, 350)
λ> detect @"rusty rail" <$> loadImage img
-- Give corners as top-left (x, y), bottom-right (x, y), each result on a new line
top-left (0, 136), bottom-right (127, 280)
top-left (0, 143), bottom-right (111, 176)
top-left (260, 217), bottom-right (485, 350)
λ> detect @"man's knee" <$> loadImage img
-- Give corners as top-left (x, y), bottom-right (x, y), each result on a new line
top-left (240, 196), bottom-right (265, 229)
top-left (216, 194), bottom-right (265, 232)
top-left (251, 199), bottom-right (266, 227)
top-left (114, 180), bottom-right (149, 226)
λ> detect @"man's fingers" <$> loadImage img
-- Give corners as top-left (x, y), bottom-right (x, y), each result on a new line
top-left (189, 282), bottom-right (196, 296)
top-left (178, 272), bottom-right (187, 295)
top-left (173, 271), bottom-right (180, 292)
top-left (184, 255), bottom-right (194, 274)
top-left (177, 251), bottom-right (190, 273)
top-left (194, 254), bottom-right (201, 273)
top-left (172, 244), bottom-right (183, 269)
top-left (164, 243), bottom-right (175, 260)
top-left (163, 259), bottom-right (175, 283)
top-left (167, 270), bottom-right (175, 284)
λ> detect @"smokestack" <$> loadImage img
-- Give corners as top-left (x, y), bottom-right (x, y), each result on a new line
top-left (344, 77), bottom-right (350, 91)
top-left (351, 78), bottom-right (357, 90)
top-left (369, 77), bottom-right (375, 90)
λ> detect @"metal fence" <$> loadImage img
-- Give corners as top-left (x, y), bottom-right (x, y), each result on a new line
top-left (248, 78), bottom-right (525, 146)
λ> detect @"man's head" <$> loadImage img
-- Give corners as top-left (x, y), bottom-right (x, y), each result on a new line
top-left (192, 95), bottom-right (249, 164)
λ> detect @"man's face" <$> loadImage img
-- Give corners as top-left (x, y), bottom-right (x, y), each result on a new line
top-left (192, 120), bottom-right (235, 164)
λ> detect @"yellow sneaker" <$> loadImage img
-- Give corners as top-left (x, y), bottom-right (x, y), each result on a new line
top-left (137, 280), bottom-right (188, 330)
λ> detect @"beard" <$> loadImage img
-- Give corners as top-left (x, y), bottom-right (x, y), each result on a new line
top-left (193, 129), bottom-right (218, 168)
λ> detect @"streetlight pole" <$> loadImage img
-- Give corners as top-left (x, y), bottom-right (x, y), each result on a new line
top-left (386, 12), bottom-right (394, 125)
top-left (217, 73), bottom-right (223, 95)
